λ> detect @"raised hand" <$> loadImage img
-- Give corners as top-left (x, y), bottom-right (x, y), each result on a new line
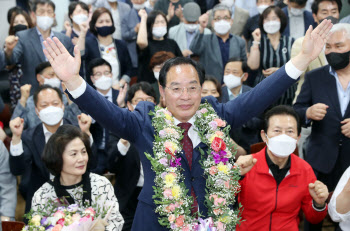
top-left (138, 9), bottom-right (148, 19)
top-left (252, 28), bottom-right (261, 42)
top-left (167, 3), bottom-right (175, 21)
top-left (117, 83), bottom-right (127, 108)
top-left (43, 37), bottom-right (83, 90)
top-left (9, 117), bottom-right (24, 145)
top-left (5, 35), bottom-right (18, 55)
top-left (198, 13), bottom-right (209, 33)
top-left (309, 180), bottom-right (329, 207)
top-left (19, 84), bottom-right (32, 107)
top-left (236, 155), bottom-right (257, 175)
top-left (77, 113), bottom-right (92, 136)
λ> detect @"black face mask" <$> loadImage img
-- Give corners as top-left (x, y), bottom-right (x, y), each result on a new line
top-left (320, 16), bottom-right (339, 25)
top-left (326, 50), bottom-right (350, 70)
top-left (13, 24), bottom-right (28, 34)
top-left (96, 25), bottom-right (115, 37)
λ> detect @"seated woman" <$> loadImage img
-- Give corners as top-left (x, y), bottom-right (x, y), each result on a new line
top-left (31, 124), bottom-right (124, 231)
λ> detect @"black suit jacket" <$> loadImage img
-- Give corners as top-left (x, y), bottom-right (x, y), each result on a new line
top-left (294, 65), bottom-right (350, 174)
top-left (107, 132), bottom-right (141, 212)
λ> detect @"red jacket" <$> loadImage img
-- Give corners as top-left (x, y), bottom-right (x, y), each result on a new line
top-left (237, 147), bottom-right (328, 231)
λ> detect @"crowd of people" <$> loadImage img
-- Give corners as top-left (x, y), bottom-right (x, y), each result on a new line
top-left (0, 0), bottom-right (350, 230)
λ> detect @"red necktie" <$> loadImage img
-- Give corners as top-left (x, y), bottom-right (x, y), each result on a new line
top-left (178, 122), bottom-right (198, 215)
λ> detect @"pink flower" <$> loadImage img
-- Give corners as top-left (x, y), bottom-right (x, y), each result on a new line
top-left (159, 158), bottom-right (168, 167)
top-left (214, 197), bottom-right (226, 206)
top-left (214, 118), bottom-right (226, 127)
top-left (224, 180), bottom-right (230, 189)
top-left (79, 216), bottom-right (92, 223)
top-left (181, 225), bottom-right (190, 231)
top-left (168, 214), bottom-right (176, 223)
top-left (200, 108), bottom-right (208, 113)
top-left (71, 214), bottom-right (81, 223)
top-left (209, 166), bottom-right (218, 175)
top-left (215, 131), bottom-right (224, 138)
top-left (163, 189), bottom-right (173, 199)
top-left (84, 207), bottom-right (96, 217)
top-left (209, 121), bottom-right (218, 130)
top-left (209, 194), bottom-right (218, 201)
top-left (217, 222), bottom-right (225, 231)
top-left (175, 215), bottom-right (185, 227)
top-left (169, 204), bottom-right (176, 212)
top-left (53, 211), bottom-right (65, 219)
top-left (52, 224), bottom-right (62, 231)
top-left (213, 208), bottom-right (223, 215)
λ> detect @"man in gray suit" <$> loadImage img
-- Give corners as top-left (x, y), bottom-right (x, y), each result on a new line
top-left (4, 0), bottom-right (74, 95)
top-left (190, 4), bottom-right (247, 83)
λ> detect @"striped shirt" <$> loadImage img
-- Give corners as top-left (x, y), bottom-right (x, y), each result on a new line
top-left (254, 34), bottom-right (297, 106)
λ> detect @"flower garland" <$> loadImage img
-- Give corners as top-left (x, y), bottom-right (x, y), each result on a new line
top-left (145, 102), bottom-right (242, 231)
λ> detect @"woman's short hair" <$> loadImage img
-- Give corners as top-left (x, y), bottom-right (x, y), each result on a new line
top-left (149, 51), bottom-right (176, 70)
top-left (146, 10), bottom-right (168, 40)
top-left (204, 75), bottom-right (222, 99)
top-left (9, 11), bottom-right (34, 35)
top-left (89, 7), bottom-right (114, 36)
top-left (68, 1), bottom-right (89, 22)
top-left (127, 81), bottom-right (156, 102)
top-left (259, 6), bottom-right (287, 34)
top-left (42, 125), bottom-right (92, 176)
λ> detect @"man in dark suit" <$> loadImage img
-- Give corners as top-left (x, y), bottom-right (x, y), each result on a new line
top-left (9, 85), bottom-right (93, 212)
top-left (107, 82), bottom-right (156, 231)
top-left (221, 57), bottom-right (261, 154)
top-left (42, 19), bottom-right (332, 230)
top-left (294, 22), bottom-right (350, 231)
top-left (282, 0), bottom-right (317, 39)
top-left (4, 0), bottom-right (74, 95)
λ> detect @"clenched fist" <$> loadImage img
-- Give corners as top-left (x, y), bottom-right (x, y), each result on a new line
top-left (19, 84), bottom-right (32, 107)
top-left (78, 113), bottom-right (92, 136)
top-left (236, 155), bottom-right (257, 175)
top-left (306, 103), bottom-right (328, 121)
top-left (309, 180), bottom-right (329, 207)
top-left (10, 117), bottom-right (24, 145)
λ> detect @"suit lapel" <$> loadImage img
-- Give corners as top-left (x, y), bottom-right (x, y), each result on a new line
top-left (324, 69), bottom-right (342, 119)
top-left (193, 142), bottom-right (207, 163)
top-left (212, 35), bottom-right (223, 69)
top-left (29, 29), bottom-right (46, 62)
top-left (33, 125), bottom-right (49, 178)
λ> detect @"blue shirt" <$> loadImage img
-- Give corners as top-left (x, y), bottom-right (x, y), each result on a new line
top-left (36, 27), bottom-right (54, 61)
top-left (217, 34), bottom-right (233, 70)
top-left (227, 86), bottom-right (243, 101)
top-left (186, 30), bottom-right (197, 49)
top-left (329, 66), bottom-right (350, 117)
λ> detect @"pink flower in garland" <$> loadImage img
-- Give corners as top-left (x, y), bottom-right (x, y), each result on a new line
top-left (211, 137), bottom-right (226, 152)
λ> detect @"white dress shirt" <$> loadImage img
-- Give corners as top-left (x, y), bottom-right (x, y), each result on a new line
top-left (329, 166), bottom-right (350, 230)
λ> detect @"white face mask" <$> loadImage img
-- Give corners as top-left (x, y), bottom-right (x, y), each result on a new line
top-left (80, 0), bottom-right (97, 5)
top-left (154, 71), bottom-right (160, 81)
top-left (221, 0), bottom-right (234, 8)
top-left (133, 3), bottom-right (145, 10)
top-left (152, 26), bottom-right (167, 38)
top-left (257, 4), bottom-right (269, 14)
top-left (42, 76), bottom-right (61, 89)
top-left (107, 0), bottom-right (117, 2)
top-left (223, 74), bottom-right (243, 89)
top-left (266, 134), bottom-right (297, 158)
top-left (36, 16), bottom-right (54, 31)
top-left (290, 7), bottom-right (304, 16)
top-left (214, 20), bottom-right (231, 35)
top-left (263, 21), bottom-right (281, 34)
top-left (184, 23), bottom-right (199, 33)
top-left (94, 75), bottom-right (113, 90)
top-left (39, 106), bottom-right (64, 126)
top-left (72, 14), bottom-right (88, 25)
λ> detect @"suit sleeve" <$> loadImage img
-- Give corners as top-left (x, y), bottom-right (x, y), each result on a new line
top-left (189, 33), bottom-right (206, 56)
top-left (121, 15), bottom-right (137, 41)
top-left (301, 167), bottom-right (328, 224)
top-left (106, 132), bottom-right (122, 174)
top-left (215, 65), bottom-right (296, 129)
top-left (239, 37), bottom-right (247, 61)
top-left (7, 34), bottom-right (24, 65)
top-left (9, 137), bottom-right (32, 176)
top-left (0, 50), bottom-right (5, 70)
top-left (69, 84), bottom-right (145, 143)
top-left (293, 71), bottom-right (312, 125)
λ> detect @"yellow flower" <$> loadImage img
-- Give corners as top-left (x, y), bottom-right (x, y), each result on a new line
top-left (165, 173), bottom-right (176, 187)
top-left (165, 113), bottom-right (174, 122)
top-left (33, 221), bottom-right (41, 226)
top-left (31, 215), bottom-right (41, 225)
top-left (65, 215), bottom-right (73, 226)
top-left (219, 215), bottom-right (231, 224)
top-left (217, 162), bottom-right (229, 175)
top-left (209, 134), bottom-right (219, 143)
top-left (172, 185), bottom-right (181, 199)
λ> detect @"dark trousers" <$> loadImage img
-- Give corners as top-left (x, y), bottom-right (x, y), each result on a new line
top-left (122, 186), bottom-right (142, 231)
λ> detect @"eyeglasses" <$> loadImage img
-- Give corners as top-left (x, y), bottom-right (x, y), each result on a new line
top-left (132, 98), bottom-right (155, 104)
top-left (93, 71), bottom-right (112, 78)
top-left (214, 16), bottom-right (231, 21)
top-left (166, 85), bottom-right (201, 97)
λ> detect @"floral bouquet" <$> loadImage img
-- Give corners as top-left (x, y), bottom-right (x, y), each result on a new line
top-left (145, 102), bottom-right (242, 231)
top-left (22, 198), bottom-right (111, 231)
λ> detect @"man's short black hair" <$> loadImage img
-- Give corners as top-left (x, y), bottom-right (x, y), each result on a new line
top-left (32, 0), bottom-right (55, 12)
top-left (159, 57), bottom-right (205, 88)
top-left (311, 0), bottom-right (342, 15)
top-left (35, 61), bottom-right (51, 75)
top-left (225, 57), bottom-right (249, 73)
top-left (127, 82), bottom-right (157, 102)
top-left (33, 85), bottom-right (62, 106)
top-left (263, 105), bottom-right (301, 135)
top-left (68, 1), bottom-right (89, 22)
top-left (88, 58), bottom-right (112, 77)
top-left (259, 6), bottom-right (288, 34)
top-left (288, 0), bottom-right (308, 6)
top-left (42, 124), bottom-right (92, 176)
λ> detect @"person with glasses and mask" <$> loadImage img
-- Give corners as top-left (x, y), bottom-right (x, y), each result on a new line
top-left (236, 105), bottom-right (329, 231)
top-left (4, 0), bottom-right (74, 95)
top-left (282, 0), bottom-right (317, 39)
top-left (190, 4), bottom-right (247, 83)
top-left (107, 82), bottom-right (156, 231)
top-left (294, 23), bottom-right (350, 231)
top-left (41, 17), bottom-right (332, 229)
